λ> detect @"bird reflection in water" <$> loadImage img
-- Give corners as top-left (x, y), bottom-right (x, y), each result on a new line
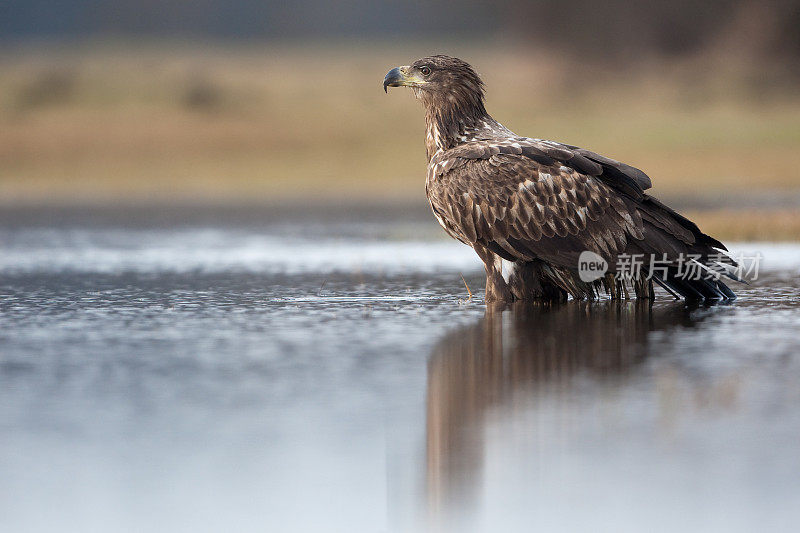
top-left (424, 300), bottom-right (705, 525)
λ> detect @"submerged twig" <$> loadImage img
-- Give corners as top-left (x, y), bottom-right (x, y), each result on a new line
top-left (459, 273), bottom-right (473, 301)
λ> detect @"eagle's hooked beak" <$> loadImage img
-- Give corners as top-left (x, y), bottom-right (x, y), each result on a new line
top-left (383, 66), bottom-right (423, 93)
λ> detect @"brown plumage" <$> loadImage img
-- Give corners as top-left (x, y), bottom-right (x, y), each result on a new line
top-left (383, 55), bottom-right (737, 302)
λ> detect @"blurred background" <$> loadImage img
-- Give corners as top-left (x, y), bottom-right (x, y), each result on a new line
top-left (3, 4), bottom-right (800, 532)
top-left (1, 0), bottom-right (799, 236)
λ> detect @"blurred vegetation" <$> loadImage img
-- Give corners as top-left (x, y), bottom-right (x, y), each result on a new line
top-left (0, 40), bottom-right (798, 239)
top-left (688, 210), bottom-right (800, 241)
top-left (5, 0), bottom-right (800, 62)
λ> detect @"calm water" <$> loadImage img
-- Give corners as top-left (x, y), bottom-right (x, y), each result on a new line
top-left (1, 206), bottom-right (799, 532)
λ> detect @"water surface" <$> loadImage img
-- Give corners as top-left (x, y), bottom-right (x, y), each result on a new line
top-left (1, 206), bottom-right (799, 532)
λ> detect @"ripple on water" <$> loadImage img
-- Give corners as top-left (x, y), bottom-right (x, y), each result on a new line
top-left (1, 212), bottom-right (799, 532)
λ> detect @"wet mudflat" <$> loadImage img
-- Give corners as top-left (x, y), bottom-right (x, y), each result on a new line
top-left (1, 206), bottom-right (799, 532)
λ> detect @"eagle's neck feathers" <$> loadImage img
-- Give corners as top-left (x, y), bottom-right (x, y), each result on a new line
top-left (421, 90), bottom-right (508, 160)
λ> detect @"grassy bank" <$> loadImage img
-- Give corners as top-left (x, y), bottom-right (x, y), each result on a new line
top-left (0, 43), bottom-right (798, 238)
top-left (685, 209), bottom-right (800, 242)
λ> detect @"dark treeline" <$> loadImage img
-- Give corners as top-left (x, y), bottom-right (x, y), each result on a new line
top-left (2, 0), bottom-right (798, 60)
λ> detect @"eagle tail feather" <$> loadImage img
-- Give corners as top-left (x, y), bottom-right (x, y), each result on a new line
top-left (651, 268), bottom-right (736, 302)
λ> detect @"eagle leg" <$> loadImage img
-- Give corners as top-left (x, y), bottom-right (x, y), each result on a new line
top-left (474, 245), bottom-right (568, 303)
top-left (507, 260), bottom-right (568, 302)
top-left (473, 245), bottom-right (514, 303)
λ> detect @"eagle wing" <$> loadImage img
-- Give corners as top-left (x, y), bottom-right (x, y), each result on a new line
top-left (426, 139), bottom-right (659, 269)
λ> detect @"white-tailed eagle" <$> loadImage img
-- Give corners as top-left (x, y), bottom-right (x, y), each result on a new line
top-left (383, 55), bottom-right (737, 302)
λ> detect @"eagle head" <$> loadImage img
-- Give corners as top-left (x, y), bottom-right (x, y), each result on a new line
top-left (383, 55), bottom-right (485, 111)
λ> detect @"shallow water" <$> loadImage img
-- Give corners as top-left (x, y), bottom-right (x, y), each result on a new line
top-left (1, 206), bottom-right (799, 532)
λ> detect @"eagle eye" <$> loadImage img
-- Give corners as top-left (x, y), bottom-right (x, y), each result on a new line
top-left (420, 66), bottom-right (431, 76)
